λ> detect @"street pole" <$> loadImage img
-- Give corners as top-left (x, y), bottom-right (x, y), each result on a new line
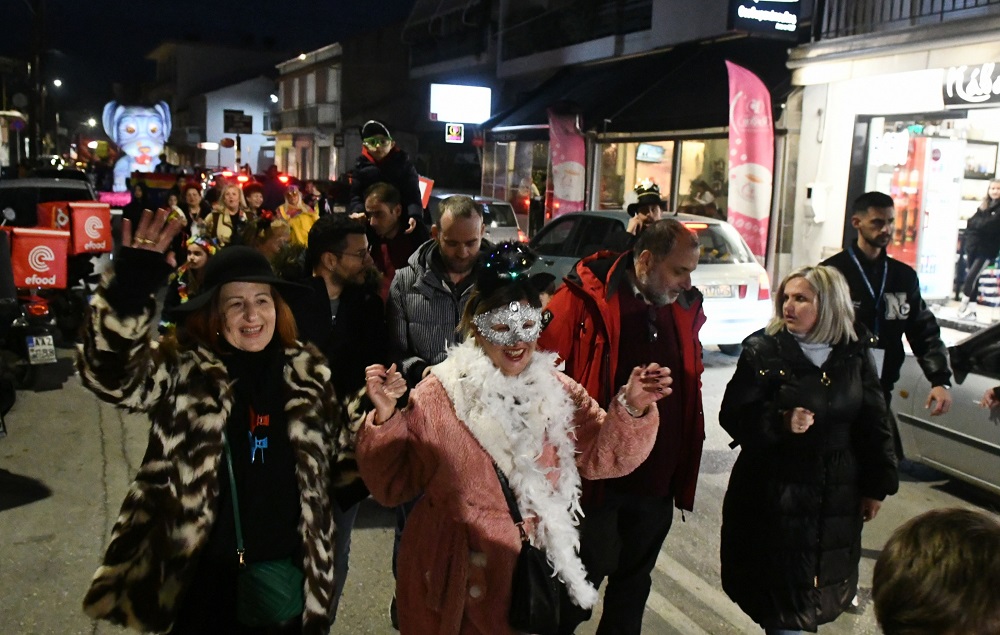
top-left (235, 133), bottom-right (241, 171)
top-left (29, 0), bottom-right (46, 160)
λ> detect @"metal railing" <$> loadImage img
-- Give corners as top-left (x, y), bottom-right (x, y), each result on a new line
top-left (501, 0), bottom-right (652, 61)
top-left (819, 0), bottom-right (1000, 39)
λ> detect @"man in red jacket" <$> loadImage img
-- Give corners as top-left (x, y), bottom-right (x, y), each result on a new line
top-left (538, 218), bottom-right (706, 635)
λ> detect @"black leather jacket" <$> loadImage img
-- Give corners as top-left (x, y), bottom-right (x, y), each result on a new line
top-left (823, 247), bottom-right (951, 393)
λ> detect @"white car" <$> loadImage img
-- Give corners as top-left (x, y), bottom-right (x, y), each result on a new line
top-left (527, 210), bottom-right (771, 354)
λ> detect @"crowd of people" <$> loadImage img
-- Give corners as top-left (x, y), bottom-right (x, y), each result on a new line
top-left (76, 118), bottom-right (1000, 635)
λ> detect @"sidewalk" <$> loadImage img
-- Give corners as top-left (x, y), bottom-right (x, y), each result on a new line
top-left (930, 298), bottom-right (995, 346)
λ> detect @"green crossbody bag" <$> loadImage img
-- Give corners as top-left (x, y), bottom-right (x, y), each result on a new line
top-left (223, 433), bottom-right (305, 627)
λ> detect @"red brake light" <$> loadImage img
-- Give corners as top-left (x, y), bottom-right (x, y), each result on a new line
top-left (758, 271), bottom-right (771, 301)
top-left (278, 175), bottom-right (290, 184)
top-left (222, 170), bottom-right (233, 177)
top-left (237, 175), bottom-right (249, 183)
top-left (517, 229), bottom-right (528, 243)
top-left (683, 222), bottom-right (708, 230)
top-left (26, 301), bottom-right (49, 317)
top-left (738, 284), bottom-right (747, 299)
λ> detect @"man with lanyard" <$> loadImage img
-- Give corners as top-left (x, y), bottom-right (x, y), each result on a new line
top-left (822, 191), bottom-right (952, 447)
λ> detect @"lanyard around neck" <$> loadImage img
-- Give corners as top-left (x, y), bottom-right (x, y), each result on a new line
top-left (847, 245), bottom-right (887, 336)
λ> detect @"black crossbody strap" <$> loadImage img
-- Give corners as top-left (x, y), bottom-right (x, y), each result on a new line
top-left (492, 461), bottom-right (531, 545)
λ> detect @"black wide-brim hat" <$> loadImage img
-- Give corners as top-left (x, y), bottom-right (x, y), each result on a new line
top-left (169, 245), bottom-right (309, 317)
top-left (626, 192), bottom-right (668, 217)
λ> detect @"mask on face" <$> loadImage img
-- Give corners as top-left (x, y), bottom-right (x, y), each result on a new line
top-left (473, 301), bottom-right (542, 346)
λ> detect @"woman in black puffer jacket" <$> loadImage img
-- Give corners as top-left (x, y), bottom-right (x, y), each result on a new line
top-left (960, 179), bottom-right (1000, 316)
top-left (719, 265), bottom-right (898, 635)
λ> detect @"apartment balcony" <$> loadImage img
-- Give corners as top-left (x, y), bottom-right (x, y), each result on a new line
top-left (501, 0), bottom-right (652, 62)
top-left (819, 0), bottom-right (1000, 39)
top-left (404, 0), bottom-right (491, 70)
top-left (279, 103), bottom-right (340, 130)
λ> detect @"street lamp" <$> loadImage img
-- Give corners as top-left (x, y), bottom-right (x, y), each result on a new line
top-left (86, 117), bottom-right (96, 127)
top-left (52, 78), bottom-right (62, 88)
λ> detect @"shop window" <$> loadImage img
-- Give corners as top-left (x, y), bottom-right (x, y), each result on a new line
top-left (598, 141), bottom-right (674, 210)
top-left (678, 139), bottom-right (728, 220)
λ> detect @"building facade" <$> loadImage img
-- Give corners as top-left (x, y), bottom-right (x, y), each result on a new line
top-left (787, 1), bottom-right (1000, 305)
top-left (274, 44), bottom-right (343, 181)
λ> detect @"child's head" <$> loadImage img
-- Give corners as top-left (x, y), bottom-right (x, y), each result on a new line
top-left (873, 508), bottom-right (1000, 635)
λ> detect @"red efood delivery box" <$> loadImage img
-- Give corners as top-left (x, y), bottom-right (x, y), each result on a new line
top-left (37, 201), bottom-right (113, 255)
top-left (10, 227), bottom-right (71, 289)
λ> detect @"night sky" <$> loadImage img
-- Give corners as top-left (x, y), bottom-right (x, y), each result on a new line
top-left (0, 0), bottom-right (416, 115)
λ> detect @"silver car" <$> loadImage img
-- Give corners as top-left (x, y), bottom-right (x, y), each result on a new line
top-left (527, 210), bottom-right (771, 355)
top-left (893, 323), bottom-right (1000, 496)
top-left (427, 193), bottom-right (527, 245)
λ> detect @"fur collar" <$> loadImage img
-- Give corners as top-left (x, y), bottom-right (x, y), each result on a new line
top-left (431, 340), bottom-right (599, 608)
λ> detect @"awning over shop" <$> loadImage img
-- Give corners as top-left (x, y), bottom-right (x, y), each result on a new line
top-left (485, 37), bottom-right (792, 141)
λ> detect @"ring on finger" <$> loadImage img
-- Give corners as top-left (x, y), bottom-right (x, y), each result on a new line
top-left (136, 237), bottom-right (156, 245)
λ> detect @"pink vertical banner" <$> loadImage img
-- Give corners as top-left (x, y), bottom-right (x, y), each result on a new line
top-left (726, 61), bottom-right (773, 259)
top-left (548, 108), bottom-right (586, 217)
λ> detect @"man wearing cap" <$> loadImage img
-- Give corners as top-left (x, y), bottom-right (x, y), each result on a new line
top-left (348, 120), bottom-right (423, 234)
top-left (605, 180), bottom-right (667, 252)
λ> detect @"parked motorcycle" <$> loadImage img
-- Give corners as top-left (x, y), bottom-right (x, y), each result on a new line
top-left (0, 209), bottom-right (60, 395)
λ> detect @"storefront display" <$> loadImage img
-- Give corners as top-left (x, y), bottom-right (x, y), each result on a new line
top-left (857, 112), bottom-right (1000, 300)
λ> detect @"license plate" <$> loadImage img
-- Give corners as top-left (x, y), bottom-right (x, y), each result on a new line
top-left (27, 335), bottom-right (56, 365)
top-left (702, 284), bottom-right (733, 298)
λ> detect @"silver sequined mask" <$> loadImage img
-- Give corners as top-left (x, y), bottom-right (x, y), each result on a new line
top-left (473, 301), bottom-right (543, 346)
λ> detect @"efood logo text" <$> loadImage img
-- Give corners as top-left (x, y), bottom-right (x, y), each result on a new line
top-left (84, 216), bottom-right (104, 239)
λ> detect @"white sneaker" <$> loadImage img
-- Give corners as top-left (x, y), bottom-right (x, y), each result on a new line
top-left (959, 295), bottom-right (971, 314)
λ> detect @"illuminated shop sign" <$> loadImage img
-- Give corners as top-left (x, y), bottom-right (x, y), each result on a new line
top-left (943, 62), bottom-right (1000, 108)
top-left (728, 0), bottom-right (800, 39)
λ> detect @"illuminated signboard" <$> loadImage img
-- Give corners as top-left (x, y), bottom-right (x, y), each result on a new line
top-left (728, 0), bottom-right (800, 39)
top-left (943, 62), bottom-right (1000, 108)
top-left (445, 123), bottom-right (465, 143)
top-left (429, 84), bottom-right (492, 124)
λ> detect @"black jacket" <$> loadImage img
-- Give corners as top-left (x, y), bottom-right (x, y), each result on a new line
top-left (292, 276), bottom-right (388, 399)
top-left (823, 247), bottom-right (951, 392)
top-left (719, 327), bottom-right (898, 632)
top-left (964, 199), bottom-right (1000, 258)
top-left (348, 147), bottom-right (423, 222)
top-left (290, 276), bottom-right (387, 510)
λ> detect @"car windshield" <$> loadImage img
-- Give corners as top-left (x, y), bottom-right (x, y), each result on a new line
top-left (0, 186), bottom-right (94, 225)
top-left (686, 222), bottom-right (756, 265)
top-left (479, 202), bottom-right (516, 228)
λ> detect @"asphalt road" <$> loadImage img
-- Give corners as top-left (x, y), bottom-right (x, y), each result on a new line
top-left (1, 348), bottom-right (997, 635)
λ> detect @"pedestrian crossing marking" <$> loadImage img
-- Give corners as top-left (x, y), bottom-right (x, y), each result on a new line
top-left (646, 589), bottom-right (712, 635)
top-left (654, 551), bottom-right (760, 632)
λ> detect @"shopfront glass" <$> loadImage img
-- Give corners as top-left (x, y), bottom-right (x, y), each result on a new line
top-left (598, 141), bottom-right (674, 210)
top-left (858, 110), bottom-right (1000, 303)
top-left (596, 138), bottom-right (729, 219)
top-left (678, 139), bottom-right (729, 218)
top-left (481, 139), bottom-right (549, 235)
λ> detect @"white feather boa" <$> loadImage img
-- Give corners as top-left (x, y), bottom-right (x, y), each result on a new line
top-left (431, 340), bottom-right (600, 609)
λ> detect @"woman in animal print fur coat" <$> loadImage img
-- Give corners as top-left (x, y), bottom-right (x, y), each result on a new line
top-left (359, 242), bottom-right (673, 635)
top-left (79, 209), bottom-right (361, 635)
